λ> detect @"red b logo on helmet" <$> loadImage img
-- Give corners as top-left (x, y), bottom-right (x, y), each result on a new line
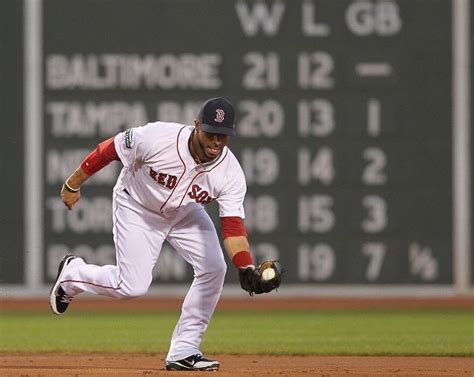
top-left (214, 109), bottom-right (225, 123)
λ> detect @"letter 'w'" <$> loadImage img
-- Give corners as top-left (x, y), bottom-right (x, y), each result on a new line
top-left (235, 0), bottom-right (285, 36)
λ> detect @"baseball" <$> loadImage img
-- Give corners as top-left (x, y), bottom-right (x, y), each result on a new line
top-left (261, 268), bottom-right (276, 281)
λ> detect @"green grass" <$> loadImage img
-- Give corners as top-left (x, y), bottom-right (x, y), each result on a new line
top-left (0, 310), bottom-right (472, 356)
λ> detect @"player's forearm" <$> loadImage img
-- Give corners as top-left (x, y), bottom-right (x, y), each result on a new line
top-left (61, 167), bottom-right (90, 210)
top-left (65, 167), bottom-right (91, 190)
top-left (223, 236), bottom-right (255, 269)
top-left (223, 236), bottom-right (250, 260)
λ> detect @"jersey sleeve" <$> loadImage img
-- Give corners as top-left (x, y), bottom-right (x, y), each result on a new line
top-left (216, 158), bottom-right (247, 218)
top-left (114, 123), bottom-right (157, 167)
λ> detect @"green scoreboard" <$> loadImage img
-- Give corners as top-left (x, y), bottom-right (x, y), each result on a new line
top-left (5, 0), bottom-right (470, 291)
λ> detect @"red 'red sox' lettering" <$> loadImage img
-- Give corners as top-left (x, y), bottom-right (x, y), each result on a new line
top-left (188, 184), bottom-right (214, 204)
top-left (149, 168), bottom-right (177, 190)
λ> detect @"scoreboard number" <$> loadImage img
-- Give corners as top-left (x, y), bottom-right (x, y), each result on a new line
top-left (251, 243), bottom-right (280, 264)
top-left (298, 243), bottom-right (336, 281)
top-left (298, 195), bottom-right (335, 233)
top-left (367, 98), bottom-right (381, 137)
top-left (298, 52), bottom-right (335, 89)
top-left (362, 147), bottom-right (387, 186)
top-left (298, 147), bottom-right (335, 185)
top-left (241, 147), bottom-right (280, 186)
top-left (409, 243), bottom-right (439, 281)
top-left (242, 52), bottom-right (279, 90)
top-left (244, 195), bottom-right (279, 233)
top-left (362, 195), bottom-right (387, 233)
top-left (298, 99), bottom-right (335, 137)
top-left (237, 100), bottom-right (284, 137)
top-left (362, 242), bottom-right (386, 281)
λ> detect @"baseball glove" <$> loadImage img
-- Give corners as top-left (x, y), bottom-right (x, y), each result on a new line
top-left (239, 260), bottom-right (282, 296)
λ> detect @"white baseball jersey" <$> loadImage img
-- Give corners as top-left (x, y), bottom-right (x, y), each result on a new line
top-left (113, 121), bottom-right (247, 219)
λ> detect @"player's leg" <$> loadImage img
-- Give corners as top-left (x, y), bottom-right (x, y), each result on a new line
top-left (50, 189), bottom-right (167, 314)
top-left (165, 206), bottom-right (226, 367)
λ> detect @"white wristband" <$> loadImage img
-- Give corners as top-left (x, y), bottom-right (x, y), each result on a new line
top-left (63, 180), bottom-right (80, 193)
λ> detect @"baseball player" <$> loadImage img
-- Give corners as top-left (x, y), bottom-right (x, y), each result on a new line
top-left (50, 97), bottom-right (281, 371)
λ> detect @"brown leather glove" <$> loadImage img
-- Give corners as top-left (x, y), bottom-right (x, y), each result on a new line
top-left (238, 260), bottom-right (282, 296)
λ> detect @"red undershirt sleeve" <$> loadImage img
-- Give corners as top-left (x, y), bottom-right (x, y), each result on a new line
top-left (80, 137), bottom-right (120, 176)
top-left (220, 216), bottom-right (248, 239)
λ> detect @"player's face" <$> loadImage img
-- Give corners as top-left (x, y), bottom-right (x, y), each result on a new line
top-left (194, 120), bottom-right (230, 161)
top-left (198, 130), bottom-right (230, 159)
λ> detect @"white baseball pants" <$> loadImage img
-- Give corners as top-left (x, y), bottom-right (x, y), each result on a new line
top-left (60, 188), bottom-right (227, 361)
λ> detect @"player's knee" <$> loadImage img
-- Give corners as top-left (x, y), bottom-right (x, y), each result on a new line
top-left (129, 286), bottom-right (149, 298)
top-left (202, 256), bottom-right (227, 279)
top-left (120, 285), bottom-right (149, 298)
top-left (118, 280), bottom-right (150, 298)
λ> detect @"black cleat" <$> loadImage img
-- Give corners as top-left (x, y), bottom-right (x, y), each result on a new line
top-left (165, 354), bottom-right (220, 371)
top-left (49, 255), bottom-right (77, 315)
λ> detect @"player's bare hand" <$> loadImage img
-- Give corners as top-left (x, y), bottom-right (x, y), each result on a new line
top-left (61, 185), bottom-right (81, 210)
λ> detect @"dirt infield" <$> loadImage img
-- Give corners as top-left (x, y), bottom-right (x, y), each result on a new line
top-left (1, 353), bottom-right (473, 376)
top-left (1, 297), bottom-right (473, 376)
top-left (2, 296), bottom-right (474, 312)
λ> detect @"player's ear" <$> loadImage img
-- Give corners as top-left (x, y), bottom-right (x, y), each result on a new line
top-left (194, 119), bottom-right (200, 129)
